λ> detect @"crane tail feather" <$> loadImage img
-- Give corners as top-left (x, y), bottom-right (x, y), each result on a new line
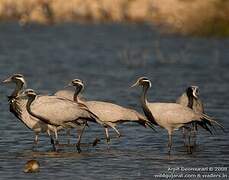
top-left (200, 114), bottom-right (225, 133)
top-left (197, 121), bottom-right (213, 134)
top-left (145, 121), bottom-right (157, 132)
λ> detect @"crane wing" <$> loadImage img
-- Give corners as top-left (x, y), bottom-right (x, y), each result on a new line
top-left (30, 96), bottom-right (95, 125)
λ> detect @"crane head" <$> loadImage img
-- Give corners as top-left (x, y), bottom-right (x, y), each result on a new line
top-left (186, 86), bottom-right (199, 99)
top-left (2, 73), bottom-right (26, 87)
top-left (23, 89), bottom-right (37, 98)
top-left (67, 79), bottom-right (84, 90)
top-left (131, 77), bottom-right (152, 88)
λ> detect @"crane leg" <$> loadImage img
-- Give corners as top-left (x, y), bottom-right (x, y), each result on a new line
top-left (112, 126), bottom-right (121, 138)
top-left (187, 130), bottom-right (192, 154)
top-left (47, 129), bottom-right (56, 151)
top-left (105, 122), bottom-right (121, 138)
top-left (76, 123), bottom-right (87, 153)
top-left (32, 133), bottom-right (39, 151)
top-left (66, 129), bottom-right (71, 144)
top-left (50, 137), bottom-right (56, 151)
top-left (182, 127), bottom-right (186, 146)
top-left (76, 126), bottom-right (81, 139)
top-left (54, 129), bottom-right (59, 145)
top-left (168, 133), bottom-right (173, 155)
top-left (183, 126), bottom-right (193, 153)
top-left (192, 123), bottom-right (197, 147)
top-left (34, 133), bottom-right (39, 145)
top-left (104, 126), bottom-right (110, 145)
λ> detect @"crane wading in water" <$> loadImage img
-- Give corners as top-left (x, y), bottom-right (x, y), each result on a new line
top-left (2, 74), bottom-right (60, 150)
top-left (67, 78), bottom-right (156, 146)
top-left (176, 86), bottom-right (204, 147)
top-left (131, 77), bottom-right (224, 154)
top-left (22, 89), bottom-right (99, 152)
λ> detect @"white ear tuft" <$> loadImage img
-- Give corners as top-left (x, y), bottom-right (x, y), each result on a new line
top-left (191, 86), bottom-right (199, 98)
top-left (15, 77), bottom-right (27, 87)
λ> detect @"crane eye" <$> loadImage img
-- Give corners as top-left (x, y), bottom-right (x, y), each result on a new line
top-left (142, 80), bottom-right (152, 88)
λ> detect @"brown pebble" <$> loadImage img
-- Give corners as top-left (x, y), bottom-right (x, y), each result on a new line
top-left (23, 160), bottom-right (40, 173)
top-left (92, 138), bottom-right (100, 147)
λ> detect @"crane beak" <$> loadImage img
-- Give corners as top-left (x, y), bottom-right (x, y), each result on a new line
top-left (2, 77), bottom-right (12, 84)
top-left (64, 83), bottom-right (72, 88)
top-left (131, 81), bottom-right (139, 88)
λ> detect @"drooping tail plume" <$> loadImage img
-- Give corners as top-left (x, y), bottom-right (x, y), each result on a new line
top-left (200, 113), bottom-right (225, 133)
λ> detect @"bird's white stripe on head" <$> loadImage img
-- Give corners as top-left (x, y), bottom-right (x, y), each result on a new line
top-left (15, 76), bottom-right (27, 87)
top-left (191, 86), bottom-right (199, 98)
top-left (73, 79), bottom-right (81, 82)
top-left (24, 89), bottom-right (36, 95)
top-left (72, 79), bottom-right (84, 89)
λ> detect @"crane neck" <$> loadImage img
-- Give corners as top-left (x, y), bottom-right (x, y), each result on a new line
top-left (141, 84), bottom-right (149, 107)
top-left (73, 85), bottom-right (83, 103)
top-left (141, 84), bottom-right (158, 125)
top-left (187, 92), bottom-right (194, 109)
top-left (11, 81), bottom-right (24, 98)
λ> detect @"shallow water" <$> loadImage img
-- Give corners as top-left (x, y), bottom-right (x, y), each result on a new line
top-left (0, 22), bottom-right (228, 179)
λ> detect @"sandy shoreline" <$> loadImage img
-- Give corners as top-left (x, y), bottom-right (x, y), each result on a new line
top-left (0, 0), bottom-right (228, 36)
